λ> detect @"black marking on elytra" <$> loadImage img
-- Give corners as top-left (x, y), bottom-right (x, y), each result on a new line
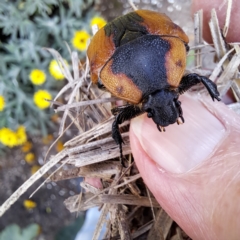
top-left (104, 12), bottom-right (148, 48)
top-left (109, 35), bottom-right (171, 99)
top-left (120, 30), bottom-right (146, 46)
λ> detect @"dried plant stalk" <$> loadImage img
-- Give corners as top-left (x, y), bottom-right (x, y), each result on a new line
top-left (117, 205), bottom-right (132, 240)
top-left (194, 10), bottom-right (203, 68)
top-left (147, 208), bottom-right (173, 240)
top-left (99, 194), bottom-right (159, 207)
top-left (49, 161), bottom-right (121, 181)
top-left (2, 3), bottom-right (240, 239)
top-left (209, 9), bottom-right (227, 60)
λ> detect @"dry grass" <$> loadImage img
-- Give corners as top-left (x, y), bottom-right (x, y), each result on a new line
top-left (1, 0), bottom-right (240, 239)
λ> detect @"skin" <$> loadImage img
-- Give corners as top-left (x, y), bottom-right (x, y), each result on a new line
top-left (192, 0), bottom-right (240, 43)
top-left (85, 1), bottom-right (240, 238)
top-left (130, 95), bottom-right (240, 239)
top-left (130, 0), bottom-right (240, 239)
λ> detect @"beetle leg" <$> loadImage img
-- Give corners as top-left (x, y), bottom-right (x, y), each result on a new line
top-left (112, 105), bottom-right (144, 167)
top-left (178, 73), bottom-right (221, 101)
top-left (157, 125), bottom-right (162, 132)
top-left (111, 104), bottom-right (131, 116)
top-left (97, 78), bottom-right (107, 90)
top-left (112, 118), bottom-right (125, 167)
top-left (174, 98), bottom-right (185, 124)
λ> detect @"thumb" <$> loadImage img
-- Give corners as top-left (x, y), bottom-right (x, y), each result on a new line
top-left (130, 94), bottom-right (240, 240)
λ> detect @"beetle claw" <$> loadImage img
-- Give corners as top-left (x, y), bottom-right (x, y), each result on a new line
top-left (157, 125), bottom-right (165, 132)
top-left (177, 116), bottom-right (185, 125)
top-left (177, 118), bottom-right (182, 125)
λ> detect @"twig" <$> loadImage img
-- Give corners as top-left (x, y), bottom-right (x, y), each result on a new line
top-left (128, 0), bottom-right (138, 11)
top-left (223, 0), bottom-right (233, 37)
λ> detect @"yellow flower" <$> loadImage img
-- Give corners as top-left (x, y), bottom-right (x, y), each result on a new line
top-left (72, 30), bottom-right (90, 51)
top-left (16, 125), bottom-right (27, 145)
top-left (49, 59), bottom-right (67, 80)
top-left (29, 69), bottom-right (46, 85)
top-left (31, 165), bottom-right (40, 175)
top-left (46, 207), bottom-right (51, 213)
top-left (56, 140), bottom-right (64, 152)
top-left (0, 128), bottom-right (18, 147)
top-left (23, 199), bottom-right (37, 209)
top-left (25, 152), bottom-right (35, 164)
top-left (90, 16), bottom-right (107, 29)
top-left (21, 141), bottom-right (33, 152)
top-left (33, 90), bottom-right (52, 109)
top-left (0, 95), bottom-right (5, 111)
top-left (51, 113), bottom-right (59, 123)
top-left (42, 134), bottom-right (53, 145)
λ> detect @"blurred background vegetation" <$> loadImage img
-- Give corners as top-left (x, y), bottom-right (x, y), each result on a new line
top-left (0, 0), bottom-right (107, 239)
top-left (0, 0), bottom-right (106, 151)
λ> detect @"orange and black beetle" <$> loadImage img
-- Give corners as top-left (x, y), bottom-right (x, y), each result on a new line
top-left (87, 10), bottom-right (220, 165)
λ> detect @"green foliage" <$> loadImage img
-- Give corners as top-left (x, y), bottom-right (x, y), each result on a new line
top-left (55, 215), bottom-right (85, 240)
top-left (0, 224), bottom-right (39, 240)
top-left (186, 49), bottom-right (195, 68)
top-left (0, 0), bottom-right (96, 146)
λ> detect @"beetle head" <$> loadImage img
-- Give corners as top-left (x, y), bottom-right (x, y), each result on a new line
top-left (142, 90), bottom-right (181, 129)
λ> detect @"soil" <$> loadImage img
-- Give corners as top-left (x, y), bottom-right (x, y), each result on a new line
top-left (0, 143), bottom-right (82, 240)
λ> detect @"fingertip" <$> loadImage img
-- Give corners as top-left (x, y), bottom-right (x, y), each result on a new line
top-left (130, 94), bottom-right (240, 240)
top-left (192, 0), bottom-right (240, 43)
top-left (130, 122), bottom-right (207, 240)
top-left (131, 95), bottom-right (226, 174)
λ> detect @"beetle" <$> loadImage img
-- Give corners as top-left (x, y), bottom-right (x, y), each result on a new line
top-left (87, 9), bottom-right (220, 166)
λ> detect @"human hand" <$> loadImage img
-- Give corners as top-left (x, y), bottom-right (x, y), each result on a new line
top-left (130, 1), bottom-right (240, 239)
top-left (192, 0), bottom-right (240, 43)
